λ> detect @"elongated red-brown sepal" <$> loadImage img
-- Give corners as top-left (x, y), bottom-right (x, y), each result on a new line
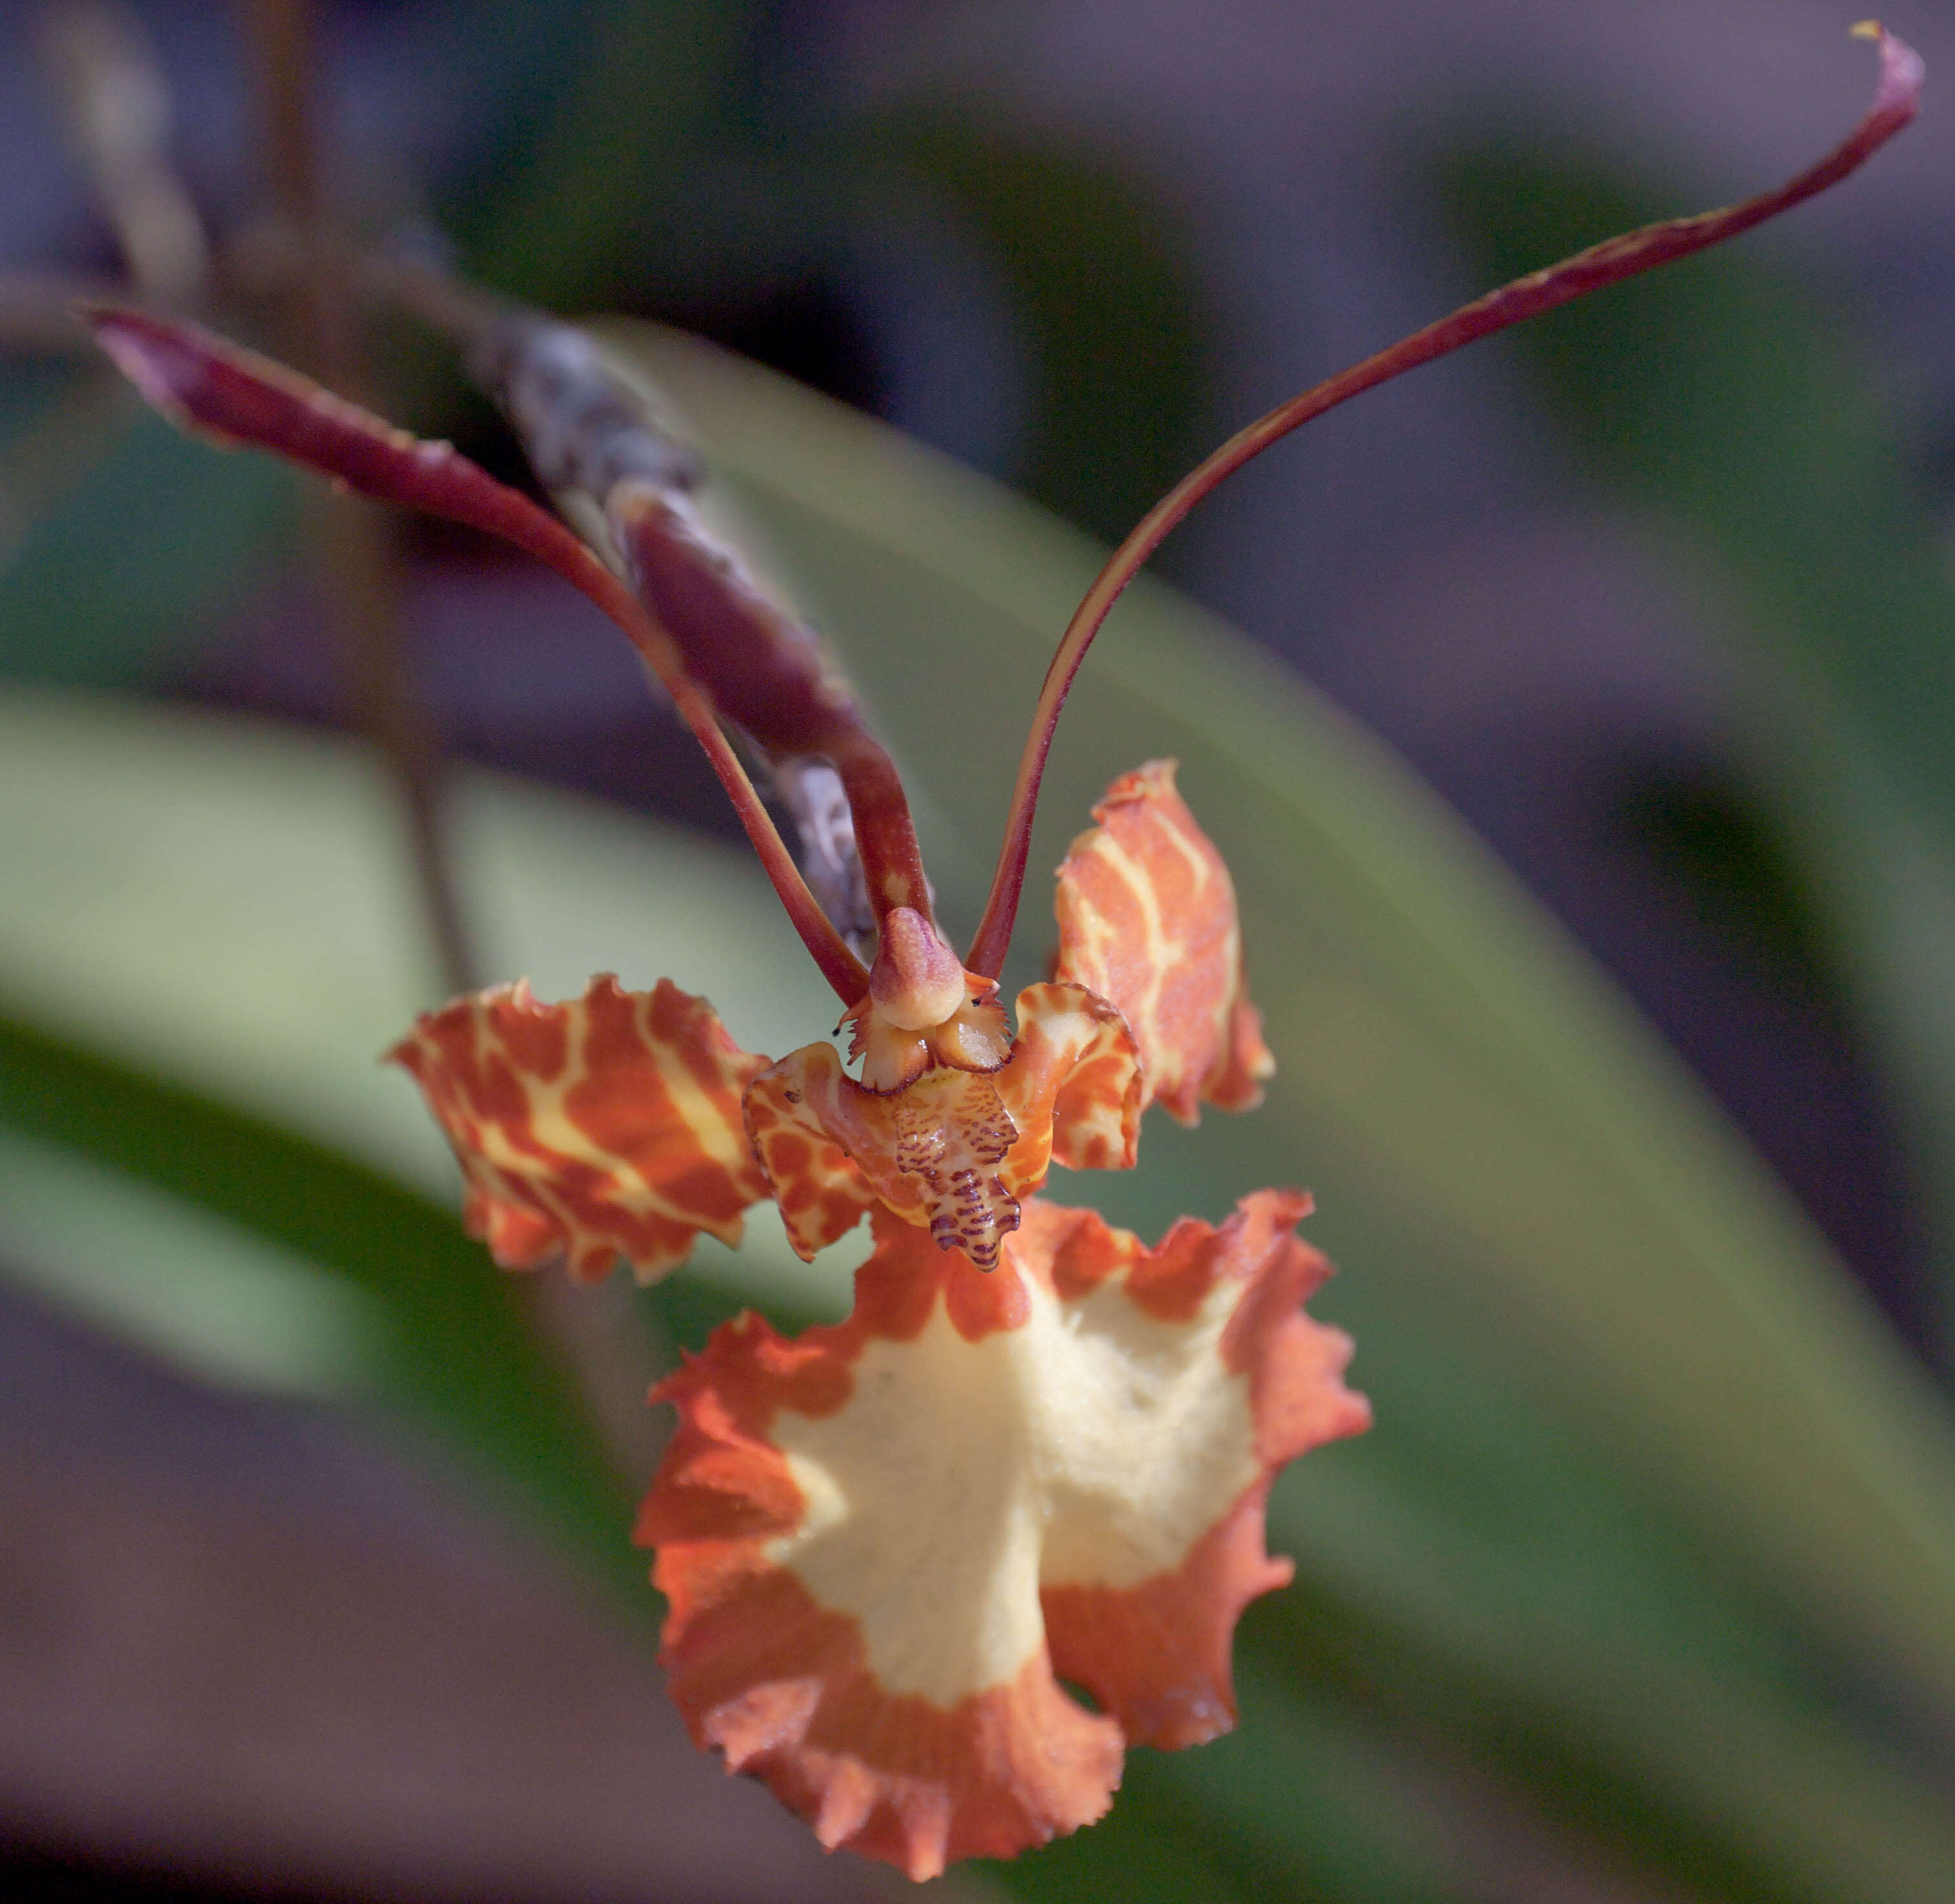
top-left (965, 25), bottom-right (1923, 978)
top-left (85, 307), bottom-right (868, 1006)
top-left (464, 310), bottom-right (938, 951)
top-left (88, 307), bottom-right (629, 590)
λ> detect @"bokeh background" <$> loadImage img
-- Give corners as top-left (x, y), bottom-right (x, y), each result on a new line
top-left (3, 2), bottom-right (1954, 1899)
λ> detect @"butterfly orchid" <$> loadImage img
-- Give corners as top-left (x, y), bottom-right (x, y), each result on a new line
top-left (87, 24), bottom-right (1919, 1877)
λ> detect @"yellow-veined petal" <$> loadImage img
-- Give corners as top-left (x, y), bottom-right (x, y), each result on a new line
top-left (1055, 760), bottom-right (1273, 1121)
top-left (391, 975), bottom-right (769, 1282)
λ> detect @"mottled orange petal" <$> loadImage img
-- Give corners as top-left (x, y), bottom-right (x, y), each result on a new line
top-left (391, 975), bottom-right (770, 1283)
top-left (1054, 759), bottom-right (1274, 1123)
top-left (743, 1067), bottom-right (878, 1261)
top-left (1004, 981), bottom-right (1142, 1178)
top-left (638, 1193), bottom-right (1366, 1876)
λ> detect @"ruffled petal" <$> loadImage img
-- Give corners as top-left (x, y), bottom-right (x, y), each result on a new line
top-left (649, 1550), bottom-right (1119, 1880)
top-left (1032, 1192), bottom-right (1371, 1746)
top-left (1054, 759), bottom-right (1275, 1123)
top-left (391, 975), bottom-right (770, 1282)
top-left (639, 1193), bottom-right (1366, 1876)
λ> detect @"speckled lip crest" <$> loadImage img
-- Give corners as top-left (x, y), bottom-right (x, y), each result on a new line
top-left (640, 1193), bottom-right (1369, 1879)
top-left (744, 979), bottom-right (1141, 1271)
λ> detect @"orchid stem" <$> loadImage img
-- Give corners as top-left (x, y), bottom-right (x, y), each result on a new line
top-left (240, 0), bottom-right (479, 997)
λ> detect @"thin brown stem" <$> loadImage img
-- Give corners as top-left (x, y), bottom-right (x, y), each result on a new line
top-left (239, 0), bottom-right (477, 997)
top-left (235, 10), bottom-right (707, 1472)
top-left (39, 2), bottom-right (210, 306)
top-left (965, 23), bottom-right (1923, 978)
top-left (0, 367), bottom-right (130, 565)
top-left (357, 247), bottom-right (515, 351)
top-left (308, 491), bottom-right (479, 994)
top-left (0, 269), bottom-right (131, 351)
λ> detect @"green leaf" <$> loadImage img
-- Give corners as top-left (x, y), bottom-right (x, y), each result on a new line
top-left (0, 683), bottom-right (845, 1314)
top-left (0, 684), bottom-right (852, 1572)
top-left (0, 399), bottom-right (297, 687)
top-left (0, 1004), bottom-right (636, 1594)
top-left (0, 1122), bottom-right (390, 1398)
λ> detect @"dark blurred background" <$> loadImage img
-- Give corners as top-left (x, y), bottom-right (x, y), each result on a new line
top-left (4, 2), bottom-right (1953, 1899)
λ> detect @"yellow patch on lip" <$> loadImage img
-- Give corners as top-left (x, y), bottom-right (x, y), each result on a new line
top-left (769, 1265), bottom-right (1257, 1705)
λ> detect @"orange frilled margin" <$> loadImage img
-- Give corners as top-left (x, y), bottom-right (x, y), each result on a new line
top-left (640, 1192), bottom-right (1368, 1879)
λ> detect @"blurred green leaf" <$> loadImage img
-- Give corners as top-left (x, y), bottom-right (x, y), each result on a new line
top-left (0, 1122), bottom-right (390, 1398)
top-left (0, 400), bottom-right (297, 686)
top-left (0, 1002), bottom-right (636, 1595)
top-left (0, 686), bottom-right (854, 1319)
top-left (1432, 136), bottom-right (1955, 1365)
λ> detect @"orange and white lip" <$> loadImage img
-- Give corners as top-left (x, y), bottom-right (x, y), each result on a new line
top-left (390, 974), bottom-right (771, 1282)
top-left (640, 1191), bottom-right (1369, 1879)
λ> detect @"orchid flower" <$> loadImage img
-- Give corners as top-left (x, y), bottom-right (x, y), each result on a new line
top-left (87, 25), bottom-right (1919, 1879)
